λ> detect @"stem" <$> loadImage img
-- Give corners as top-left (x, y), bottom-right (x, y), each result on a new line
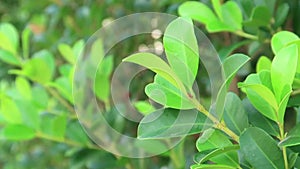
top-left (291, 89), bottom-right (300, 96)
top-left (191, 99), bottom-right (239, 143)
top-left (234, 30), bottom-right (258, 40)
top-left (46, 87), bottom-right (76, 114)
top-left (278, 123), bottom-right (289, 169)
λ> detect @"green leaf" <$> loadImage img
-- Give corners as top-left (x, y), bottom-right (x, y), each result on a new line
top-left (22, 27), bottom-right (31, 59)
top-left (256, 56), bottom-right (271, 73)
top-left (191, 164), bottom-right (236, 169)
top-left (243, 6), bottom-right (271, 28)
top-left (196, 129), bottom-right (239, 167)
top-left (66, 121), bottom-right (90, 145)
top-left (195, 145), bottom-right (240, 164)
top-left (3, 124), bottom-right (35, 140)
top-left (15, 77), bottom-right (31, 100)
top-left (22, 50), bottom-right (55, 84)
top-left (58, 43), bottom-right (75, 64)
top-left (221, 1), bottom-right (243, 31)
top-left (271, 44), bottom-right (298, 101)
top-left (72, 39), bottom-right (84, 60)
top-left (0, 49), bottom-right (21, 66)
top-left (138, 108), bottom-right (212, 139)
top-left (243, 98), bottom-right (280, 137)
top-left (240, 127), bottom-right (284, 169)
top-left (163, 17), bottom-right (199, 88)
top-left (40, 113), bottom-right (67, 139)
top-left (123, 52), bottom-right (183, 90)
top-left (271, 31), bottom-right (299, 55)
top-left (134, 101), bottom-right (155, 115)
top-left (0, 23), bottom-right (19, 55)
top-left (279, 123), bottom-right (300, 147)
top-left (145, 75), bottom-right (194, 109)
top-left (274, 3), bottom-right (289, 28)
top-left (178, 1), bottom-right (218, 25)
top-left (224, 92), bottom-right (248, 135)
top-left (0, 97), bottom-right (22, 124)
top-left (218, 40), bottom-right (251, 60)
top-left (239, 83), bottom-right (278, 121)
top-left (212, 0), bottom-right (223, 20)
top-left (49, 77), bottom-right (73, 103)
top-left (215, 53), bottom-right (250, 118)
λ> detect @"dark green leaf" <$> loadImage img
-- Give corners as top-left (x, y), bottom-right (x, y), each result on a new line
top-left (243, 6), bottom-right (271, 28)
top-left (240, 127), bottom-right (284, 169)
top-left (274, 3), bottom-right (289, 28)
top-left (191, 164), bottom-right (236, 169)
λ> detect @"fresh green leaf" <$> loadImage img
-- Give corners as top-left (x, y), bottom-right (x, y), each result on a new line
top-left (145, 75), bottom-right (194, 109)
top-left (163, 17), bottom-right (199, 88)
top-left (256, 56), bottom-right (271, 73)
top-left (240, 127), bottom-right (284, 169)
top-left (271, 44), bottom-right (298, 101)
top-left (3, 124), bottom-right (35, 140)
top-left (212, 0), bottom-right (222, 20)
top-left (40, 113), bottom-right (67, 139)
top-left (134, 101), bottom-right (155, 115)
top-left (271, 31), bottom-right (298, 55)
top-left (15, 77), bottom-right (31, 100)
top-left (0, 97), bottom-right (22, 124)
top-left (221, 1), bottom-right (243, 31)
top-left (22, 27), bottom-right (31, 59)
top-left (279, 123), bottom-right (300, 147)
top-left (123, 52), bottom-right (183, 90)
top-left (0, 23), bottom-right (19, 55)
top-left (58, 43), bottom-right (75, 64)
top-left (0, 49), bottom-right (21, 66)
top-left (191, 164), bottom-right (236, 169)
top-left (178, 1), bottom-right (218, 25)
top-left (224, 92), bottom-right (248, 135)
top-left (138, 108), bottom-right (212, 139)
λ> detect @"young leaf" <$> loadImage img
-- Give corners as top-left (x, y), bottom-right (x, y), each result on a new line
top-left (0, 49), bottom-right (21, 66)
top-left (240, 127), bottom-right (284, 169)
top-left (163, 17), bottom-right (199, 88)
top-left (212, 0), bottom-right (222, 20)
top-left (271, 31), bottom-right (298, 55)
top-left (256, 56), bottom-right (271, 73)
top-left (145, 75), bottom-right (194, 109)
top-left (134, 101), bottom-right (155, 115)
top-left (0, 23), bottom-right (19, 55)
top-left (138, 108), bottom-right (212, 139)
top-left (3, 124), bottom-right (35, 140)
top-left (58, 43), bottom-right (75, 64)
top-left (191, 164), bottom-right (236, 169)
top-left (15, 77), bottom-right (32, 100)
top-left (221, 1), bottom-right (243, 31)
top-left (271, 44), bottom-right (298, 101)
top-left (123, 52), bottom-right (183, 90)
top-left (224, 92), bottom-right (248, 135)
top-left (178, 1), bottom-right (218, 25)
top-left (0, 97), bottom-right (22, 124)
top-left (279, 123), bottom-right (300, 147)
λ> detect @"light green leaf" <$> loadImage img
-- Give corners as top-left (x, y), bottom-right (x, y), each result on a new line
top-left (145, 75), bottom-right (194, 109)
top-left (0, 23), bottom-right (19, 55)
top-left (15, 77), bottom-right (31, 100)
top-left (191, 164), bottom-right (236, 169)
top-left (94, 74), bottom-right (110, 103)
top-left (271, 44), bottom-right (298, 101)
top-left (22, 27), bottom-right (31, 59)
top-left (163, 17), bottom-right (199, 88)
top-left (256, 56), bottom-right (271, 73)
top-left (134, 101), bottom-right (155, 115)
top-left (271, 31), bottom-right (298, 55)
top-left (240, 127), bottom-right (284, 169)
top-left (58, 43), bottom-right (75, 64)
top-left (3, 124), bottom-right (35, 140)
top-left (72, 39), bottom-right (84, 60)
top-left (0, 49), bottom-right (21, 66)
top-left (279, 123), bottom-right (300, 147)
top-left (224, 92), bottom-right (248, 135)
top-left (123, 52), bottom-right (183, 90)
top-left (239, 83), bottom-right (278, 121)
top-left (40, 113), bottom-right (67, 139)
top-left (0, 97), bottom-right (22, 124)
top-left (138, 108), bottom-right (212, 139)
top-left (221, 1), bottom-right (243, 31)
top-left (178, 1), bottom-right (218, 25)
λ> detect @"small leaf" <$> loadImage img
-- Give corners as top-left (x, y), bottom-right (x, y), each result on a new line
top-left (218, 40), bottom-right (251, 60)
top-left (271, 31), bottom-right (298, 55)
top-left (279, 123), bottom-right (300, 147)
top-left (243, 6), bottom-right (271, 28)
top-left (123, 52), bottom-right (183, 90)
top-left (221, 1), bottom-right (243, 31)
top-left (145, 75), bottom-right (194, 109)
top-left (271, 44), bottom-right (298, 101)
top-left (58, 43), bottom-right (75, 64)
top-left (240, 127), bottom-right (284, 169)
top-left (178, 1), bottom-right (218, 25)
top-left (212, 0), bottom-right (223, 20)
top-left (138, 108), bottom-right (212, 139)
top-left (134, 101), bottom-right (155, 115)
top-left (163, 17), bottom-right (199, 88)
top-left (0, 97), bottom-right (22, 124)
top-left (191, 164), bottom-right (236, 169)
top-left (256, 56), bottom-right (271, 73)
top-left (0, 49), bottom-right (21, 66)
top-left (22, 27), bottom-right (31, 59)
top-left (15, 77), bottom-right (32, 100)
top-left (274, 3), bottom-right (289, 29)
top-left (224, 92), bottom-right (248, 135)
top-left (3, 124), bottom-right (35, 140)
